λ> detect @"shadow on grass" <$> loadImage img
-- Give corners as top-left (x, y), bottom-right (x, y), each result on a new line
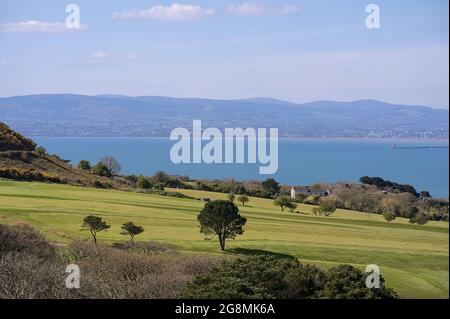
top-left (227, 247), bottom-right (296, 260)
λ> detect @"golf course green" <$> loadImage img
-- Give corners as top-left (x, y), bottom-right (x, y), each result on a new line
top-left (0, 179), bottom-right (448, 299)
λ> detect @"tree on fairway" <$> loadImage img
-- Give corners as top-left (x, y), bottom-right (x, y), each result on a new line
top-left (382, 211), bottom-right (396, 222)
top-left (409, 212), bottom-right (429, 225)
top-left (227, 193), bottom-right (236, 203)
top-left (238, 195), bottom-right (249, 206)
top-left (313, 197), bottom-right (336, 216)
top-left (81, 215), bottom-right (111, 245)
top-left (288, 202), bottom-right (298, 213)
top-left (262, 178), bottom-right (281, 196)
top-left (121, 222), bottom-right (145, 244)
top-left (197, 200), bottom-right (247, 251)
top-left (274, 196), bottom-right (295, 212)
top-left (100, 156), bottom-right (122, 175)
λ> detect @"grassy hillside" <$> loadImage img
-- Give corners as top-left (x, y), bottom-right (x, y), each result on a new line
top-left (0, 151), bottom-right (131, 189)
top-left (0, 122), bottom-right (36, 151)
top-left (0, 122), bottom-right (132, 189)
top-left (0, 179), bottom-right (448, 298)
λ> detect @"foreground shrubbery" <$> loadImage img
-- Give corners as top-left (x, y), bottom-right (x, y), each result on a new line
top-left (0, 224), bottom-right (397, 299)
top-left (182, 256), bottom-right (397, 299)
top-left (0, 224), bottom-right (218, 299)
top-left (0, 224), bottom-right (69, 298)
top-left (63, 241), bottom-right (218, 299)
top-left (0, 167), bottom-right (62, 183)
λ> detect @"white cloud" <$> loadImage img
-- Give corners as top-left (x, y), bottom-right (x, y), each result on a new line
top-left (227, 2), bottom-right (299, 16)
top-left (112, 3), bottom-right (215, 21)
top-left (127, 53), bottom-right (138, 60)
top-left (89, 51), bottom-right (108, 64)
top-left (0, 20), bottom-right (87, 32)
top-left (227, 2), bottom-right (265, 16)
top-left (277, 5), bottom-right (300, 15)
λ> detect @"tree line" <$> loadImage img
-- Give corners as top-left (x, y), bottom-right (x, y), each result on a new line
top-left (77, 156), bottom-right (448, 224)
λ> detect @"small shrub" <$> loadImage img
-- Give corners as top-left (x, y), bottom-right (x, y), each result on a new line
top-left (303, 195), bottom-right (320, 205)
top-left (93, 180), bottom-right (105, 188)
top-left (238, 195), bottom-right (249, 206)
top-left (409, 212), bottom-right (429, 225)
top-left (35, 146), bottom-right (46, 157)
top-left (136, 176), bottom-right (152, 189)
top-left (274, 196), bottom-right (297, 212)
top-left (382, 211), bottom-right (396, 222)
top-left (91, 162), bottom-right (112, 177)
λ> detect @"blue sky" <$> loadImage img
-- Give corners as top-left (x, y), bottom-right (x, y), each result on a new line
top-left (0, 0), bottom-right (448, 108)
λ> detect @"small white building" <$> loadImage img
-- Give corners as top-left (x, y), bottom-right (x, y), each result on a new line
top-left (290, 186), bottom-right (330, 199)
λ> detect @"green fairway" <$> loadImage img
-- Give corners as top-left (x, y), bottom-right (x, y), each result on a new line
top-left (0, 179), bottom-right (448, 299)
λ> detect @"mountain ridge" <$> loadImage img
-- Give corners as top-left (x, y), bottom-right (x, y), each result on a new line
top-left (0, 94), bottom-right (448, 138)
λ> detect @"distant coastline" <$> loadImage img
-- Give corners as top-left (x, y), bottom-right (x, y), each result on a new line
top-left (2, 94), bottom-right (448, 139)
top-left (33, 137), bottom-right (450, 198)
top-left (30, 136), bottom-right (450, 143)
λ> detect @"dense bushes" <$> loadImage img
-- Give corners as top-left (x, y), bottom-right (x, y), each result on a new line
top-left (0, 253), bottom-right (73, 299)
top-left (136, 176), bottom-right (152, 189)
top-left (62, 241), bottom-right (219, 299)
top-left (182, 256), bottom-right (397, 299)
top-left (0, 224), bottom-right (56, 259)
top-left (195, 180), bottom-right (247, 196)
top-left (316, 183), bottom-right (448, 223)
top-left (112, 240), bottom-right (177, 255)
top-left (409, 212), bottom-right (429, 225)
top-left (0, 167), bottom-right (62, 183)
top-left (0, 122), bottom-right (36, 152)
top-left (137, 189), bottom-right (195, 200)
top-left (0, 224), bottom-right (71, 299)
top-left (360, 176), bottom-right (419, 197)
top-left (427, 199), bottom-right (450, 222)
top-left (126, 172), bottom-right (193, 191)
top-left (77, 160), bottom-right (91, 171)
top-left (182, 256), bottom-right (302, 299)
top-left (91, 162), bottom-right (112, 177)
top-left (0, 224), bottom-right (399, 299)
top-left (312, 196), bottom-right (337, 216)
top-left (319, 264), bottom-right (397, 299)
top-left (0, 224), bottom-right (219, 299)
top-left (382, 210), bottom-right (396, 222)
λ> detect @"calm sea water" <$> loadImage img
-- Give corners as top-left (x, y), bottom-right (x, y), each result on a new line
top-left (34, 138), bottom-right (449, 198)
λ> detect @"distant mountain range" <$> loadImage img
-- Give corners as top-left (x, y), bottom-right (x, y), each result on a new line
top-left (0, 94), bottom-right (448, 138)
